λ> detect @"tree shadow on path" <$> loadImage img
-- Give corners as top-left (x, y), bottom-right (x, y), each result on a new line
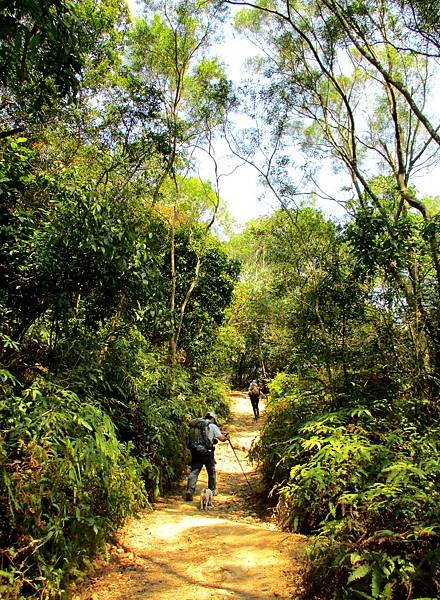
top-left (74, 392), bottom-right (307, 600)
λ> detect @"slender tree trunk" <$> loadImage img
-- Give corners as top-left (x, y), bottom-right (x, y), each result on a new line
top-left (169, 203), bottom-right (177, 369)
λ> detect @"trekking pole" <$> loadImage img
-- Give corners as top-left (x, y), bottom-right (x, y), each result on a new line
top-left (227, 437), bottom-right (254, 493)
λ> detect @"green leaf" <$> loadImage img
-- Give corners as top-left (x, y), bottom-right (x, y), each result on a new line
top-left (382, 583), bottom-right (394, 599)
top-left (371, 568), bottom-right (381, 598)
top-left (348, 563), bottom-right (371, 584)
top-left (76, 417), bottom-right (93, 431)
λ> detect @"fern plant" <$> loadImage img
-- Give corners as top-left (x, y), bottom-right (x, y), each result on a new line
top-left (0, 376), bottom-right (146, 598)
top-left (254, 374), bottom-right (439, 599)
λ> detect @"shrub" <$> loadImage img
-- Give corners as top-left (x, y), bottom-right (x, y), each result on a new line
top-left (249, 373), bottom-right (328, 489)
top-left (0, 373), bottom-right (146, 598)
top-left (266, 372), bottom-right (301, 403)
top-left (275, 408), bottom-right (384, 532)
top-left (254, 374), bottom-right (440, 599)
top-left (302, 424), bottom-right (440, 599)
top-left (190, 374), bottom-right (230, 422)
top-left (79, 330), bottom-right (231, 498)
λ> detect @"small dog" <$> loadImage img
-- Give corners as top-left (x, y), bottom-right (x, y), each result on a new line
top-left (200, 488), bottom-right (213, 510)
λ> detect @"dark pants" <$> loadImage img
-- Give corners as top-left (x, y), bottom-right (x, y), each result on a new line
top-left (249, 395), bottom-right (260, 418)
top-left (186, 449), bottom-right (216, 494)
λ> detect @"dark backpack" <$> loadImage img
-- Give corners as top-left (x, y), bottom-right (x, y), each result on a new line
top-left (187, 418), bottom-right (213, 454)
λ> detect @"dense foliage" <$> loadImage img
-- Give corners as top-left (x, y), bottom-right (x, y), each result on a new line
top-left (232, 205), bottom-right (439, 598)
top-left (252, 374), bottom-right (439, 599)
top-left (1, 0), bottom-right (439, 598)
top-left (1, 0), bottom-right (238, 596)
top-left (224, 4), bottom-right (440, 592)
top-left (0, 371), bottom-right (145, 598)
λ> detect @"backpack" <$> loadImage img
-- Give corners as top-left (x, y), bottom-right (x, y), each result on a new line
top-left (187, 418), bottom-right (213, 454)
top-left (249, 384), bottom-right (260, 397)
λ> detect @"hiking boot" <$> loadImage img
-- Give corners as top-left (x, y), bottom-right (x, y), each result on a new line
top-left (184, 491), bottom-right (193, 501)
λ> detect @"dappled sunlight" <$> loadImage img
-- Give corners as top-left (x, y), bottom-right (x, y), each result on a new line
top-left (215, 462), bottom-right (253, 476)
top-left (119, 516), bottom-right (302, 599)
top-left (137, 515), bottom-right (242, 541)
top-left (75, 393), bottom-right (306, 600)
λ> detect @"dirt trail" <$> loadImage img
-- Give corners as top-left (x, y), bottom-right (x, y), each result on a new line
top-left (74, 392), bottom-right (307, 600)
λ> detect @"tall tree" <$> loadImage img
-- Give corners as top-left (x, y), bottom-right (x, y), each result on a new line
top-left (0, 0), bottom-right (129, 138)
top-left (128, 0), bottom-right (233, 367)
top-left (225, 0), bottom-right (440, 389)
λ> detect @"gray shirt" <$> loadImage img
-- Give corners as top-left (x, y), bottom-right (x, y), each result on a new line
top-left (208, 423), bottom-right (222, 442)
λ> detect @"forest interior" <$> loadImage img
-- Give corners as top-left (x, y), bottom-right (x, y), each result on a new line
top-left (0, 1), bottom-right (439, 600)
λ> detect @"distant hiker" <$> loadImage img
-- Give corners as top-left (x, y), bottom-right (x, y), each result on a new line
top-left (185, 412), bottom-right (229, 502)
top-left (248, 380), bottom-right (265, 419)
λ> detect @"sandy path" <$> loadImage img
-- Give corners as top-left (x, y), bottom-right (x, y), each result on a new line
top-left (74, 392), bottom-right (306, 599)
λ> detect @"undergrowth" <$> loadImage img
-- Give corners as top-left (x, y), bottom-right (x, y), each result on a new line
top-left (0, 370), bottom-right (146, 598)
top-left (0, 361), bottom-right (230, 598)
top-left (251, 373), bottom-right (439, 599)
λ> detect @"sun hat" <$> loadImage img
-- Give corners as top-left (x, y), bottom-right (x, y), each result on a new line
top-left (205, 411), bottom-right (217, 424)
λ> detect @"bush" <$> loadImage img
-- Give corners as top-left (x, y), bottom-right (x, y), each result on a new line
top-left (249, 373), bottom-right (328, 489)
top-left (0, 373), bottom-right (146, 598)
top-left (190, 374), bottom-right (230, 422)
top-left (266, 372), bottom-right (301, 403)
top-left (75, 330), bottom-right (231, 498)
top-left (253, 374), bottom-right (440, 599)
top-left (275, 408), bottom-right (384, 532)
top-left (302, 423), bottom-right (439, 599)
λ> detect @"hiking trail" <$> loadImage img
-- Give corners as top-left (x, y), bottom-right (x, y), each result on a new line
top-left (74, 392), bottom-right (307, 599)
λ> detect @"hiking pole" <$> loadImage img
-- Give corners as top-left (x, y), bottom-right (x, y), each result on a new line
top-left (227, 437), bottom-right (254, 493)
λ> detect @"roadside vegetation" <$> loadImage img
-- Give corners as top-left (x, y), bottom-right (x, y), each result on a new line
top-left (226, 201), bottom-right (439, 599)
top-left (224, 1), bottom-right (439, 596)
top-left (1, 1), bottom-right (236, 596)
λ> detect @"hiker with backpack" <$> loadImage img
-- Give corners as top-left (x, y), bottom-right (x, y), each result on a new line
top-left (248, 380), bottom-right (266, 419)
top-left (184, 411), bottom-right (229, 502)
